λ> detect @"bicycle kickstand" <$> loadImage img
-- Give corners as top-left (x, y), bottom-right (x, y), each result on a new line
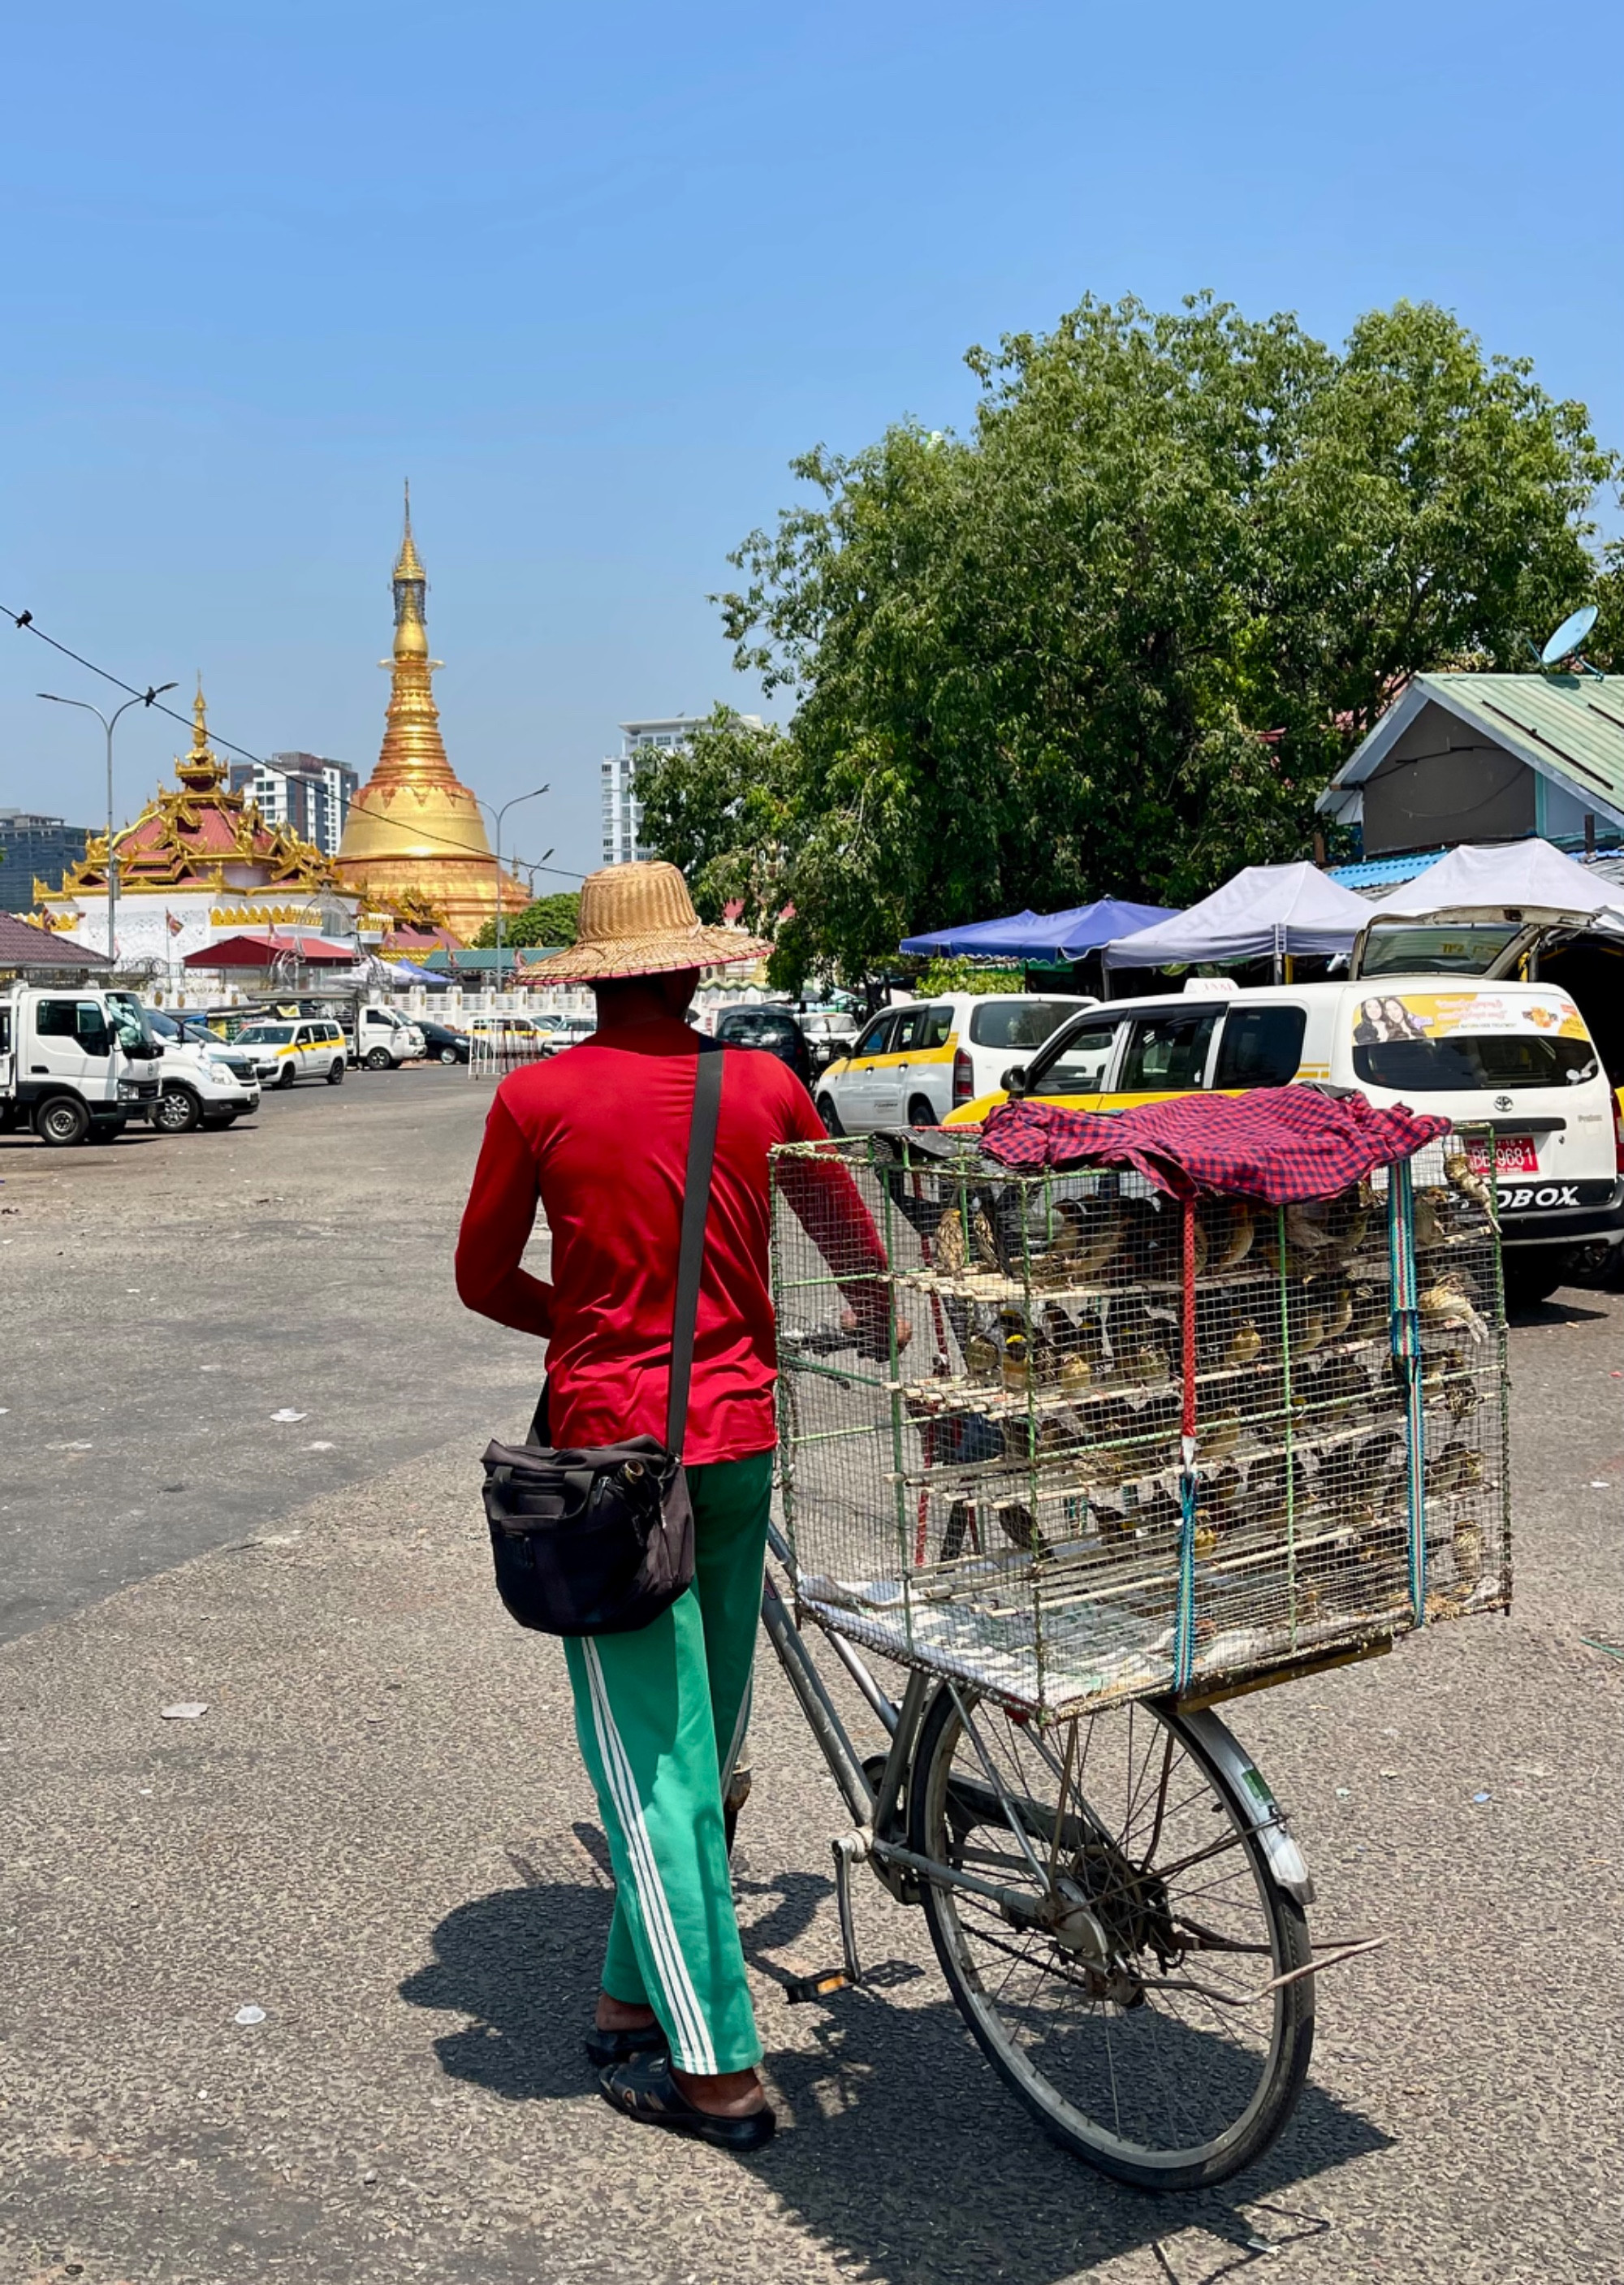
top-left (783, 1830), bottom-right (866, 2005)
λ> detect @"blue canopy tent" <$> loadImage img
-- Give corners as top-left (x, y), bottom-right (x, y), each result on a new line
top-left (900, 897), bottom-right (1179, 962)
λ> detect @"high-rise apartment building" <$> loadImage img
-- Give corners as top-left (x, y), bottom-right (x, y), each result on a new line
top-left (227, 753), bottom-right (359, 858)
top-left (600, 718), bottom-right (702, 866)
top-left (599, 715), bottom-right (766, 866)
top-left (0, 809), bottom-right (94, 914)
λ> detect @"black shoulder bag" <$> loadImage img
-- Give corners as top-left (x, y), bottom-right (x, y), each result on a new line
top-left (479, 1040), bottom-right (723, 1636)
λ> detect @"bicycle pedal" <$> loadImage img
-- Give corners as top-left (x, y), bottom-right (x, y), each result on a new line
top-left (783, 1968), bottom-right (860, 2006)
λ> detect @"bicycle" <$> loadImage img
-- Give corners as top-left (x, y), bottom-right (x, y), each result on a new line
top-left (756, 1518), bottom-right (1377, 2193)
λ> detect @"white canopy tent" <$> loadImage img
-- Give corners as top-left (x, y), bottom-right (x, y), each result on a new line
top-left (1102, 862), bottom-right (1374, 974)
top-left (1366, 838), bottom-right (1624, 928)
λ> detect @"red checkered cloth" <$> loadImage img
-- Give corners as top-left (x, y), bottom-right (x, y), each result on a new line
top-left (978, 1088), bottom-right (1449, 1203)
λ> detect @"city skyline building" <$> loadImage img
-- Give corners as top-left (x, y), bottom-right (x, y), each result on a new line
top-left (600, 717), bottom-right (704, 866)
top-left (334, 486), bottom-right (527, 943)
top-left (227, 753), bottom-right (359, 859)
top-left (0, 808), bottom-right (94, 917)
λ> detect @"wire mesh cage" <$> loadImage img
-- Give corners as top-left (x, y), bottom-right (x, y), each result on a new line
top-left (771, 1129), bottom-right (1510, 1721)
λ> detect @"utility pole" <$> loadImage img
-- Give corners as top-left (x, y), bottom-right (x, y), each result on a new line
top-left (479, 787), bottom-right (548, 990)
top-left (39, 685), bottom-right (179, 958)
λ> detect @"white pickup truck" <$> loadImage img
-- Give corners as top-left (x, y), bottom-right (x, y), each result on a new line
top-left (0, 983), bottom-right (162, 1145)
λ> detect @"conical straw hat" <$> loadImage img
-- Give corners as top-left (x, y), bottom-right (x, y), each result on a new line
top-left (523, 861), bottom-right (771, 983)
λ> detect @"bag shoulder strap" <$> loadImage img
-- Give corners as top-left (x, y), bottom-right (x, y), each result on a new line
top-left (666, 1039), bottom-right (724, 1455)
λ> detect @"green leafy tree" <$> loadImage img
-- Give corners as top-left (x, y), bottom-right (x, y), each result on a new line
top-left (470, 890), bottom-right (580, 950)
top-left (684, 293), bottom-right (1615, 982)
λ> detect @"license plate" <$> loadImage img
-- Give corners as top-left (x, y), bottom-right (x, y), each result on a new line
top-left (1466, 1134), bottom-right (1539, 1176)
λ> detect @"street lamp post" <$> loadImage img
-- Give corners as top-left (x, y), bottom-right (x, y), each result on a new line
top-left (39, 684), bottom-right (179, 959)
top-left (477, 786), bottom-right (548, 991)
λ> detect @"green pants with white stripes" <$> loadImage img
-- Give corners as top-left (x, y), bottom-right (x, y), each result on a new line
top-left (564, 1449), bottom-right (772, 2076)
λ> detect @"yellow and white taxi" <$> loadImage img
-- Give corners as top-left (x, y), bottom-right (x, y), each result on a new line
top-left (814, 993), bottom-right (1084, 1134)
top-left (233, 1017), bottom-right (349, 1089)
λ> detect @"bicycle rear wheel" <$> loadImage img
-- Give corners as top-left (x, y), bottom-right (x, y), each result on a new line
top-left (907, 1685), bottom-right (1314, 2191)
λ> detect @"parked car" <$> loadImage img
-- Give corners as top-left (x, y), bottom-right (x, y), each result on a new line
top-left (417, 1019), bottom-right (470, 1065)
top-left (712, 1004), bottom-right (815, 1088)
top-left (815, 993), bottom-right (1082, 1134)
top-left (798, 1008), bottom-right (861, 1074)
top-left (233, 1017), bottom-right (349, 1088)
top-left (140, 1008), bottom-right (261, 1131)
top-left (538, 1013), bottom-right (598, 1056)
top-left (944, 978), bottom-right (1624, 1305)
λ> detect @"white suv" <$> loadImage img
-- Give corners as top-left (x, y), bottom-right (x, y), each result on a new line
top-left (814, 992), bottom-right (1086, 1133)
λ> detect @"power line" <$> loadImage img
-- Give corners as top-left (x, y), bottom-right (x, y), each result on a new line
top-left (2, 598), bottom-right (585, 882)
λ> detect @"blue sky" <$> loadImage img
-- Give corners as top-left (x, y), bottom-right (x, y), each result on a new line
top-left (2, 0), bottom-right (1619, 880)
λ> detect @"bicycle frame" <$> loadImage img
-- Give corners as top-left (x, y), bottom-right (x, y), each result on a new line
top-left (758, 1522), bottom-right (1319, 1997)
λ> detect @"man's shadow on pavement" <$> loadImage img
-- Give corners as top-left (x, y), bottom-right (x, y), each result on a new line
top-left (401, 1860), bottom-right (1390, 2283)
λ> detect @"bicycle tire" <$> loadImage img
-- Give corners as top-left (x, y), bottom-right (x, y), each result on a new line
top-left (907, 1682), bottom-right (1315, 2191)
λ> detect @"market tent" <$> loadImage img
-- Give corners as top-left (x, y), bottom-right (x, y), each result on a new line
top-left (901, 897), bottom-right (1179, 961)
top-left (1366, 838), bottom-right (1624, 925)
top-left (1102, 863), bottom-right (1372, 971)
top-left (184, 931), bottom-right (356, 968)
top-left (375, 957), bottom-right (452, 986)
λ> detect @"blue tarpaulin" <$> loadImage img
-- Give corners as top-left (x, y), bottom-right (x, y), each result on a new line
top-left (901, 897), bottom-right (1179, 962)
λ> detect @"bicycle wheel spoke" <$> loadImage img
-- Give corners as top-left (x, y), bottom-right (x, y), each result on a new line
top-left (913, 1687), bottom-right (1313, 2184)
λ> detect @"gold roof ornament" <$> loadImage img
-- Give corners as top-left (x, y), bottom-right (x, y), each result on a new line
top-left (175, 675), bottom-right (229, 793)
top-left (37, 674), bottom-right (335, 905)
top-left (333, 486), bottom-right (528, 945)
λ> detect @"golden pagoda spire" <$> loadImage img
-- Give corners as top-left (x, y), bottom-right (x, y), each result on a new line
top-left (374, 481), bottom-right (451, 782)
top-left (335, 487), bottom-right (527, 943)
top-left (395, 477), bottom-right (425, 583)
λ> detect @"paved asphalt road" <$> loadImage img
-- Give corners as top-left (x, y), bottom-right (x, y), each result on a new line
top-left (0, 1067), bottom-right (542, 1643)
top-left (1, 1073), bottom-right (1619, 2285)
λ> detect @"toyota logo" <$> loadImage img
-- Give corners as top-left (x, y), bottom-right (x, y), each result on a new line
top-left (1495, 1095), bottom-right (1514, 1112)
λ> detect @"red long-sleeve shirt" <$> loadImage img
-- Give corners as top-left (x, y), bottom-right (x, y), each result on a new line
top-left (455, 1017), bottom-right (889, 1465)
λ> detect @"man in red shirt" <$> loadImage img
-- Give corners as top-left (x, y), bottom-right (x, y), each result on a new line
top-left (456, 862), bottom-right (891, 2152)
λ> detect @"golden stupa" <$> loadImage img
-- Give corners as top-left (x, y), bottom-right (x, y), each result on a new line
top-left (334, 487), bottom-right (528, 943)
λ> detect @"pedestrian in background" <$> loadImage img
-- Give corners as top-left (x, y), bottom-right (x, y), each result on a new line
top-left (456, 862), bottom-right (895, 2149)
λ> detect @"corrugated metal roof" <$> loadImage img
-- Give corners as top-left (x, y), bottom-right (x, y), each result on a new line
top-left (1321, 672), bottom-right (1624, 825)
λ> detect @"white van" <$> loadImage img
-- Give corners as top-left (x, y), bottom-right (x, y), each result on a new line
top-left (947, 978), bottom-right (1624, 1303)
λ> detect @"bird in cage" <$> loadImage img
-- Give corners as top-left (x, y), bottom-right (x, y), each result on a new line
top-left (1224, 1316), bottom-right (1264, 1368)
top-left (1445, 1376), bottom-right (1481, 1422)
top-left (1197, 1461), bottom-right (1242, 1527)
top-left (1198, 1407), bottom-right (1242, 1459)
top-left (1059, 1353), bottom-right (1094, 1397)
top-left (932, 1204), bottom-right (969, 1277)
top-left (996, 1501), bottom-right (1042, 1551)
top-left (1001, 1333), bottom-right (1031, 1393)
top-left (1203, 1198), bottom-right (1256, 1270)
top-left (964, 1329), bottom-right (1000, 1384)
top-left (1413, 1188), bottom-right (1452, 1253)
top-left (1452, 1518), bottom-right (1484, 1589)
top-left (1325, 1188), bottom-right (1373, 1267)
top-left (1419, 1272), bottom-right (1488, 1341)
top-left (1043, 1300), bottom-right (1102, 1361)
top-left (1050, 1195), bottom-right (1124, 1279)
top-left (1443, 1151), bottom-right (1492, 1212)
top-left (1288, 1285), bottom-right (1329, 1355)
top-left (1318, 1279), bottom-right (1354, 1342)
top-left (1349, 1281), bottom-right (1389, 1339)
top-left (1313, 1350), bottom-right (1371, 1426)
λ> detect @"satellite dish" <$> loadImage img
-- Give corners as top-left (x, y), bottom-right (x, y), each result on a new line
top-left (1541, 603), bottom-right (1599, 666)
